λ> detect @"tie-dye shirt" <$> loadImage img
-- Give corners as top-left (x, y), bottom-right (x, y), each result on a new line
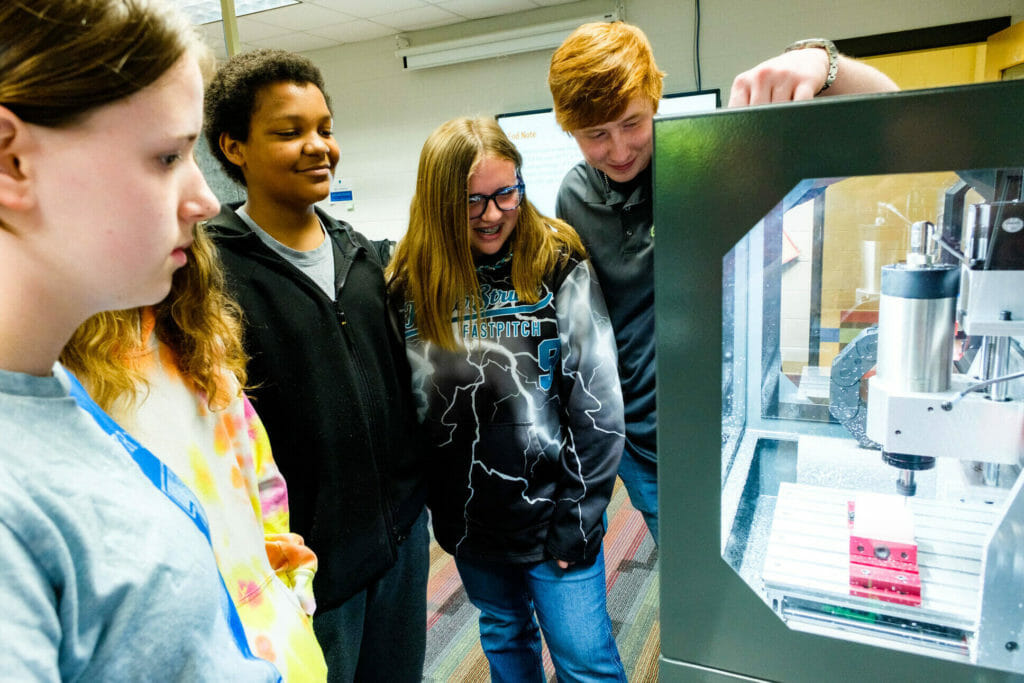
top-left (110, 309), bottom-right (327, 681)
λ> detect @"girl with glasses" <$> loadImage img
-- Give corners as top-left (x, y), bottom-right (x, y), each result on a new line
top-left (387, 116), bottom-right (628, 682)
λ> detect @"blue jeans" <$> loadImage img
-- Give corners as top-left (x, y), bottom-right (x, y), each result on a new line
top-left (313, 509), bottom-right (429, 682)
top-left (617, 444), bottom-right (658, 545)
top-left (455, 547), bottom-right (626, 683)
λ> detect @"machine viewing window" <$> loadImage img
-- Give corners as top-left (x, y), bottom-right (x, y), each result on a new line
top-left (721, 168), bottom-right (1024, 672)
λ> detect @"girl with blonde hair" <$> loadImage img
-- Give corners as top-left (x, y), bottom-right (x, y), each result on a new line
top-left (0, 0), bottom-right (280, 678)
top-left (61, 224), bottom-right (327, 681)
top-left (388, 116), bottom-right (628, 682)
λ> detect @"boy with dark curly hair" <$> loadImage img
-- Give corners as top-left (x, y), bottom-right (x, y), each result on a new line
top-left (203, 49), bottom-right (428, 682)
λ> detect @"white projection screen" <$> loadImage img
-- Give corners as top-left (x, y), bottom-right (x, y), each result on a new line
top-left (497, 90), bottom-right (720, 217)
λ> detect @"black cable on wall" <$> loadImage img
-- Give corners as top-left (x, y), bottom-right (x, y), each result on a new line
top-left (693, 0), bottom-right (703, 91)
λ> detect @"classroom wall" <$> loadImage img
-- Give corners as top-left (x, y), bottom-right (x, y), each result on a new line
top-left (289, 0), bottom-right (1024, 241)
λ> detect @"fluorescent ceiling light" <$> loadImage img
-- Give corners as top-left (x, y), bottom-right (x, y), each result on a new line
top-left (180, 0), bottom-right (299, 25)
top-left (396, 11), bottom-right (619, 71)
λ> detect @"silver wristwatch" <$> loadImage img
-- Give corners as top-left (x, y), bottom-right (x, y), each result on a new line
top-left (785, 38), bottom-right (838, 95)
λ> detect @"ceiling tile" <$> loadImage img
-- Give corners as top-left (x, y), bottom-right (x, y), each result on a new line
top-left (305, 0), bottom-right (427, 19)
top-left (195, 20), bottom-right (228, 44)
top-left (434, 0), bottom-right (538, 21)
top-left (187, 0), bottom-right (595, 54)
top-left (306, 19), bottom-right (397, 43)
top-left (180, 0), bottom-right (301, 25)
top-left (369, 5), bottom-right (464, 31)
top-left (247, 30), bottom-right (339, 52)
top-left (237, 15), bottom-right (292, 40)
top-left (247, 2), bottom-right (355, 31)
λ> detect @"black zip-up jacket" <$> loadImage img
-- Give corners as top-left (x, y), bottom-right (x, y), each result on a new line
top-left (207, 204), bottom-right (426, 612)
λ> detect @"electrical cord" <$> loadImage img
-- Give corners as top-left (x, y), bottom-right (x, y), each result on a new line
top-left (941, 369), bottom-right (1024, 410)
top-left (694, 0), bottom-right (702, 91)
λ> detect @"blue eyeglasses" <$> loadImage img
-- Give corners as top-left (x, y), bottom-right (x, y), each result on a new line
top-left (468, 176), bottom-right (525, 219)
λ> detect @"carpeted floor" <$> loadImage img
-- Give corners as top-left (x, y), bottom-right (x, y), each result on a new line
top-left (424, 480), bottom-right (660, 682)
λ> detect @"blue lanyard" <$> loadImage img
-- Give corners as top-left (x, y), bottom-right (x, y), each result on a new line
top-left (65, 370), bottom-right (280, 680)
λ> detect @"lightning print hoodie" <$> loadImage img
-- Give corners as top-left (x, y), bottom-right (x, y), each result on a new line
top-left (402, 248), bottom-right (624, 565)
